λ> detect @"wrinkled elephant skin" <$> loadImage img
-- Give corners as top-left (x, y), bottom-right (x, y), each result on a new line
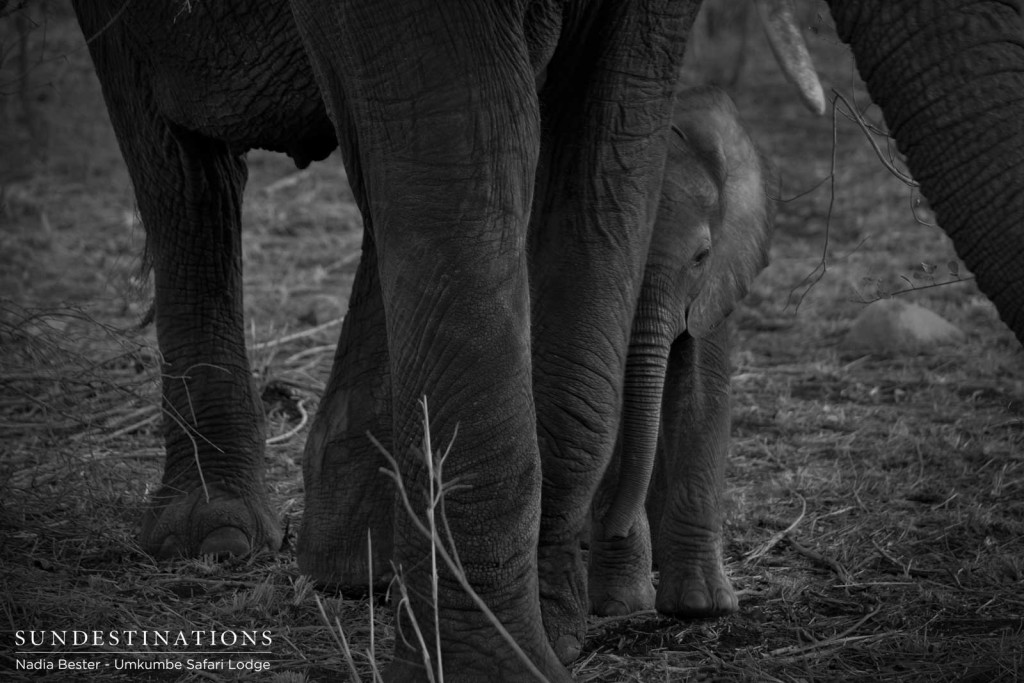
top-left (71, 0), bottom-right (1024, 679)
top-left (73, 1), bottom-right (695, 678)
top-left (589, 88), bottom-right (769, 622)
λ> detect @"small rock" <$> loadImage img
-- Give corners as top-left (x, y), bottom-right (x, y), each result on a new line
top-left (842, 299), bottom-right (964, 354)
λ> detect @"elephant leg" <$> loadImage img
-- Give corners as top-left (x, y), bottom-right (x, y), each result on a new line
top-left (529, 3), bottom-right (696, 662)
top-left (139, 152), bottom-right (281, 559)
top-left (588, 464), bottom-right (656, 616)
top-left (291, 3), bottom-right (567, 680)
top-left (297, 230), bottom-right (393, 589)
top-left (79, 30), bottom-right (280, 558)
top-left (651, 325), bottom-right (737, 617)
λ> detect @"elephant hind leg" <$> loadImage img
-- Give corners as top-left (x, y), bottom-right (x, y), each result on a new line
top-left (79, 22), bottom-right (280, 559)
top-left (130, 123), bottom-right (282, 559)
top-left (131, 128), bottom-right (283, 558)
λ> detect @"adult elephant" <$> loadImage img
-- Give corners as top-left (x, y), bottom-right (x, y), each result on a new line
top-left (71, 0), bottom-right (1024, 681)
top-left (74, 1), bottom-right (696, 679)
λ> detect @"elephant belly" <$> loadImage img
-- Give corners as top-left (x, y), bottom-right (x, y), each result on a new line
top-left (129, 0), bottom-right (338, 167)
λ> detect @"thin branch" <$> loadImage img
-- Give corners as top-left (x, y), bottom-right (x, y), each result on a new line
top-left (370, 400), bottom-right (550, 683)
top-left (314, 594), bottom-right (363, 682)
top-left (266, 399), bottom-right (309, 445)
top-left (743, 493), bottom-right (807, 565)
top-left (250, 316), bottom-right (344, 352)
top-left (833, 91), bottom-right (917, 187)
top-left (769, 606), bottom-right (882, 657)
top-left (82, 0), bottom-right (134, 46)
top-left (787, 93), bottom-right (840, 313)
top-left (786, 535), bottom-right (852, 584)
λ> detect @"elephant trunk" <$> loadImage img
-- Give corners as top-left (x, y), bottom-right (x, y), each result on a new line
top-left (602, 311), bottom-right (672, 539)
top-left (826, 1), bottom-right (1024, 344)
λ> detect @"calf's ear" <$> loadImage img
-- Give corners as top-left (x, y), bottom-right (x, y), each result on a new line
top-left (677, 87), bottom-right (775, 338)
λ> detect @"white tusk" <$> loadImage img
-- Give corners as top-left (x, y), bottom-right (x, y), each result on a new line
top-left (756, 0), bottom-right (827, 116)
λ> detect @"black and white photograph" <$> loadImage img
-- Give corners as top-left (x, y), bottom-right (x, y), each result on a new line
top-left (2, 1), bottom-right (1022, 680)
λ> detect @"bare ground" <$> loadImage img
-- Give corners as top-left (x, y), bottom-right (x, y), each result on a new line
top-left (1, 5), bottom-right (1021, 682)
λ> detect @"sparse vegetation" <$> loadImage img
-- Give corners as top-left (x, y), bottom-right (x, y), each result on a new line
top-left (2, 4), bottom-right (1022, 682)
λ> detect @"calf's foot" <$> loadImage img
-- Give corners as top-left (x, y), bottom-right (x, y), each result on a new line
top-left (588, 515), bottom-right (656, 617)
top-left (655, 532), bottom-right (737, 617)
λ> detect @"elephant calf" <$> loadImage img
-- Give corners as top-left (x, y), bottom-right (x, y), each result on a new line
top-left (589, 86), bottom-right (773, 619)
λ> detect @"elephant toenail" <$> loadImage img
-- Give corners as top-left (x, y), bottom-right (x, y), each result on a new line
top-left (715, 588), bottom-right (738, 613)
top-left (199, 527), bottom-right (251, 558)
top-left (553, 634), bottom-right (581, 664)
top-left (599, 599), bottom-right (631, 617)
top-left (157, 535), bottom-right (186, 559)
top-left (682, 589), bottom-right (712, 614)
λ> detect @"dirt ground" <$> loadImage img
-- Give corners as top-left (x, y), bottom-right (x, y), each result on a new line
top-left (2, 4), bottom-right (1022, 682)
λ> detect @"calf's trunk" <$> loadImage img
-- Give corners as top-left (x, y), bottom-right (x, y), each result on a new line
top-left (602, 299), bottom-right (672, 539)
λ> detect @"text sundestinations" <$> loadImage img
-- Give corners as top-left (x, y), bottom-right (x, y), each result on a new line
top-left (14, 630), bottom-right (273, 648)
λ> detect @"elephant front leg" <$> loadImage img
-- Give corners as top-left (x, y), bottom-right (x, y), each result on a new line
top-left (292, 3), bottom-right (569, 680)
top-left (587, 505), bottom-right (657, 616)
top-left (528, 3), bottom-right (695, 661)
top-left (651, 328), bottom-right (737, 617)
top-left (531, 202), bottom-right (649, 664)
top-left (586, 435), bottom-right (656, 617)
top-left (297, 232), bottom-right (394, 589)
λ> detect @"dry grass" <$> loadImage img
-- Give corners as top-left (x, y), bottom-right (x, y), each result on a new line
top-left (2, 3), bottom-right (1022, 681)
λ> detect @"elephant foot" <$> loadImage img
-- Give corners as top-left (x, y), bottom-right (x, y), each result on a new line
top-left (383, 575), bottom-right (572, 683)
top-left (297, 405), bottom-right (395, 590)
top-left (537, 542), bottom-right (588, 664)
top-left (296, 528), bottom-right (394, 592)
top-left (140, 484), bottom-right (282, 559)
top-left (590, 580), bottom-right (656, 617)
top-left (588, 515), bottom-right (656, 617)
top-left (655, 544), bottom-right (737, 618)
top-left (589, 568), bottom-right (655, 617)
top-left (296, 463), bottom-right (394, 590)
